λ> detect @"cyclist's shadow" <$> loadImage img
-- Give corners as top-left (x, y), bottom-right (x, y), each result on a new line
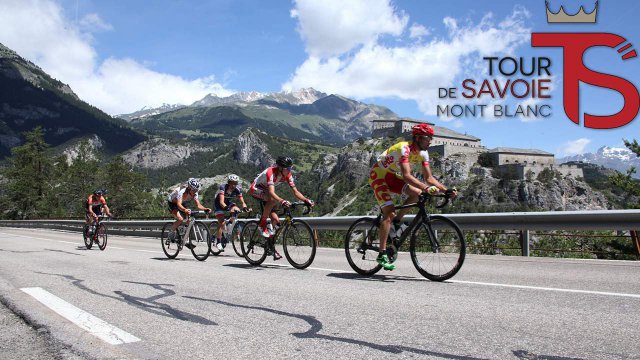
top-left (326, 272), bottom-right (429, 283)
top-left (36, 272), bottom-right (216, 325)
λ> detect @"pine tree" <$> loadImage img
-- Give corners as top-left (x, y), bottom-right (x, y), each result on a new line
top-left (1, 127), bottom-right (55, 218)
top-left (609, 138), bottom-right (640, 208)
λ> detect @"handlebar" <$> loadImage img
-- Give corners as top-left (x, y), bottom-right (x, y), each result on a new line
top-left (278, 201), bottom-right (312, 216)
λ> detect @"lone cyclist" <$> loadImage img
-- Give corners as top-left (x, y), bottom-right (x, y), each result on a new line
top-left (85, 189), bottom-right (112, 232)
top-left (167, 178), bottom-right (211, 248)
top-left (369, 123), bottom-right (457, 270)
top-left (212, 174), bottom-right (250, 250)
top-left (249, 156), bottom-right (314, 260)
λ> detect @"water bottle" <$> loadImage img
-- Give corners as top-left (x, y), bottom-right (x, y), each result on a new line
top-left (178, 225), bottom-right (186, 236)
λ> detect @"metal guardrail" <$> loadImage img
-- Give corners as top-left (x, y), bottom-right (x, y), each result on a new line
top-left (1, 210), bottom-right (639, 256)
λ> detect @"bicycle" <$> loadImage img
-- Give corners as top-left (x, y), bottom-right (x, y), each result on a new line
top-left (344, 192), bottom-right (465, 281)
top-left (83, 215), bottom-right (109, 251)
top-left (208, 209), bottom-right (251, 257)
top-left (240, 202), bottom-right (316, 269)
top-left (160, 210), bottom-right (211, 261)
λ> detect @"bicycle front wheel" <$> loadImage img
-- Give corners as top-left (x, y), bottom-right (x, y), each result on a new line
top-left (83, 225), bottom-right (93, 250)
top-left (282, 220), bottom-right (316, 269)
top-left (240, 220), bottom-right (267, 265)
top-left (97, 223), bottom-right (108, 251)
top-left (230, 222), bottom-right (245, 257)
top-left (207, 222), bottom-right (223, 256)
top-left (189, 221), bottom-right (211, 261)
top-left (344, 217), bottom-right (382, 276)
top-left (161, 222), bottom-right (180, 259)
top-left (410, 215), bottom-right (465, 281)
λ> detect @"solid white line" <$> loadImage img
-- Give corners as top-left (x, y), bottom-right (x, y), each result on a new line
top-left (448, 280), bottom-right (640, 299)
top-left (21, 287), bottom-right (141, 344)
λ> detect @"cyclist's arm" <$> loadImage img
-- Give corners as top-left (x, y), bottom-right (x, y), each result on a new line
top-left (176, 197), bottom-right (189, 213)
top-left (194, 198), bottom-right (211, 212)
top-left (421, 163), bottom-right (448, 192)
top-left (218, 194), bottom-right (227, 209)
top-left (267, 184), bottom-right (284, 204)
top-left (239, 195), bottom-right (247, 209)
top-left (102, 204), bottom-right (112, 217)
top-left (399, 162), bottom-right (434, 191)
top-left (291, 186), bottom-right (310, 204)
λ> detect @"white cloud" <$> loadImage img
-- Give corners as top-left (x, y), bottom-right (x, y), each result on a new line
top-left (290, 0), bottom-right (408, 57)
top-left (0, 0), bottom-right (232, 115)
top-left (558, 138), bottom-right (592, 156)
top-left (409, 23), bottom-right (430, 39)
top-left (79, 13), bottom-right (113, 32)
top-left (284, 2), bottom-right (532, 119)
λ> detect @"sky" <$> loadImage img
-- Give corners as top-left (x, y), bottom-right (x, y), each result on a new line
top-left (0, 0), bottom-right (639, 157)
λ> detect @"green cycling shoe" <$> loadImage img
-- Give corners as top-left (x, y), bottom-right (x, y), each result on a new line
top-left (376, 253), bottom-right (396, 271)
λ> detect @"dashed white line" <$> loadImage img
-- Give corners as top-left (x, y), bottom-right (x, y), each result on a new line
top-left (21, 287), bottom-right (141, 345)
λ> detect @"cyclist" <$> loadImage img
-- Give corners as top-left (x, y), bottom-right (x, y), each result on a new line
top-left (369, 123), bottom-right (457, 271)
top-left (167, 178), bottom-right (211, 248)
top-left (85, 189), bottom-right (112, 233)
top-left (249, 156), bottom-right (314, 260)
top-left (212, 174), bottom-right (251, 250)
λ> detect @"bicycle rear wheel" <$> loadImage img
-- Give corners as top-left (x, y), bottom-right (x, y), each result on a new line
top-left (189, 221), bottom-right (211, 261)
top-left (230, 222), bottom-right (245, 257)
top-left (207, 222), bottom-right (223, 256)
top-left (410, 215), bottom-right (465, 281)
top-left (161, 222), bottom-right (180, 259)
top-left (283, 220), bottom-right (316, 269)
top-left (83, 225), bottom-right (93, 250)
top-left (240, 220), bottom-right (267, 265)
top-left (96, 223), bottom-right (108, 251)
top-left (344, 217), bottom-right (382, 276)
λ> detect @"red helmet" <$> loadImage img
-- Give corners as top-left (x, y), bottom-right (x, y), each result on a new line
top-left (411, 123), bottom-right (434, 137)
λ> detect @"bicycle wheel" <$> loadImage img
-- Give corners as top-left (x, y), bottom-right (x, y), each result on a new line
top-left (282, 220), bottom-right (316, 269)
top-left (96, 223), bottom-right (108, 251)
top-left (207, 221), bottom-right (223, 256)
top-left (83, 225), bottom-right (93, 250)
top-left (189, 221), bottom-right (211, 261)
top-left (240, 220), bottom-right (267, 265)
top-left (230, 221), bottom-right (245, 257)
top-left (161, 222), bottom-right (180, 259)
top-left (344, 217), bottom-right (382, 276)
top-left (410, 215), bottom-right (465, 281)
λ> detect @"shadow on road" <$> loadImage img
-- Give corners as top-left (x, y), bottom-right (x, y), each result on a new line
top-left (44, 249), bottom-right (83, 256)
top-left (513, 350), bottom-right (584, 360)
top-left (184, 295), bottom-right (484, 359)
top-left (325, 272), bottom-right (427, 283)
top-left (36, 272), bottom-right (216, 326)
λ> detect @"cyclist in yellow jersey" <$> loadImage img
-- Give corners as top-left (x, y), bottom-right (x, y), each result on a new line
top-left (369, 123), bottom-right (457, 270)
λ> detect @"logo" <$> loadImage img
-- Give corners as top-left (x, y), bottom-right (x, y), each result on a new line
top-left (545, 0), bottom-right (598, 23)
top-left (533, 1), bottom-right (639, 129)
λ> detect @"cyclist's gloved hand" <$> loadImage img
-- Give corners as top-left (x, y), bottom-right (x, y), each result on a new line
top-left (281, 199), bottom-right (291, 208)
top-left (444, 188), bottom-right (458, 198)
top-left (242, 206), bottom-right (251, 213)
top-left (204, 208), bottom-right (212, 214)
top-left (425, 186), bottom-right (439, 195)
top-left (304, 199), bottom-right (315, 207)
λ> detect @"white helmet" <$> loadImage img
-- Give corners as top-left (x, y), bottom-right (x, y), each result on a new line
top-left (187, 178), bottom-right (202, 191)
top-left (228, 174), bottom-right (240, 182)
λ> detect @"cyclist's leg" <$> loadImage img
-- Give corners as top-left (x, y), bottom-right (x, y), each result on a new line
top-left (396, 184), bottom-right (421, 222)
top-left (369, 165), bottom-right (403, 270)
top-left (215, 214), bottom-right (225, 241)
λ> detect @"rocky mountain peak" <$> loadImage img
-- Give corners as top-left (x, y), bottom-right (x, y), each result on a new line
top-left (234, 128), bottom-right (274, 168)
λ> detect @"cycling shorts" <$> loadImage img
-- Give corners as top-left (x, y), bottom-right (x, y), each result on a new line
top-left (368, 163), bottom-right (408, 208)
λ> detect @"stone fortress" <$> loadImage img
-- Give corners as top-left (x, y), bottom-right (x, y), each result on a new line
top-left (371, 119), bottom-right (583, 180)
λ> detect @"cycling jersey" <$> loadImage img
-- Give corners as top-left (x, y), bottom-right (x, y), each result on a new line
top-left (85, 195), bottom-right (106, 218)
top-left (369, 141), bottom-right (430, 208)
top-left (375, 141), bottom-right (429, 175)
top-left (167, 187), bottom-right (199, 203)
top-left (214, 184), bottom-right (243, 215)
top-left (250, 166), bottom-right (295, 202)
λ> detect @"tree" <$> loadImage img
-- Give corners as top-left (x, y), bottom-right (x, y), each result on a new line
top-left (609, 139), bottom-right (640, 208)
top-left (1, 127), bottom-right (55, 218)
top-left (101, 156), bottom-right (158, 218)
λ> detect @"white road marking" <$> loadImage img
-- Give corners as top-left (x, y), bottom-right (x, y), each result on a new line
top-left (447, 280), bottom-right (640, 299)
top-left (20, 287), bottom-right (141, 345)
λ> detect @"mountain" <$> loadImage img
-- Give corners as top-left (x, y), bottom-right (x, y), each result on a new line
top-left (0, 42), bottom-right (146, 158)
top-left (124, 88), bottom-right (398, 145)
top-left (559, 146), bottom-right (640, 178)
top-left (117, 103), bottom-right (186, 121)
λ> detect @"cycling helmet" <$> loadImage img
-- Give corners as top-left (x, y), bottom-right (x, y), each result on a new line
top-left (276, 156), bottom-right (293, 168)
top-left (411, 123), bottom-right (434, 137)
top-left (93, 189), bottom-right (106, 196)
top-left (187, 178), bottom-right (202, 191)
top-left (227, 174), bottom-right (240, 182)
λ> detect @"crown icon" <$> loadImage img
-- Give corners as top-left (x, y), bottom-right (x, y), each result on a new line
top-left (546, 1), bottom-right (598, 23)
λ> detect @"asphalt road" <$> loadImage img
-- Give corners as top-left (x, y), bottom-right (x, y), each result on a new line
top-left (0, 227), bottom-right (638, 360)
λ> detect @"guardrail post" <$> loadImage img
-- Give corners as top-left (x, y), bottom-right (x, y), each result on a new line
top-left (631, 230), bottom-right (640, 256)
top-left (520, 230), bottom-right (530, 257)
